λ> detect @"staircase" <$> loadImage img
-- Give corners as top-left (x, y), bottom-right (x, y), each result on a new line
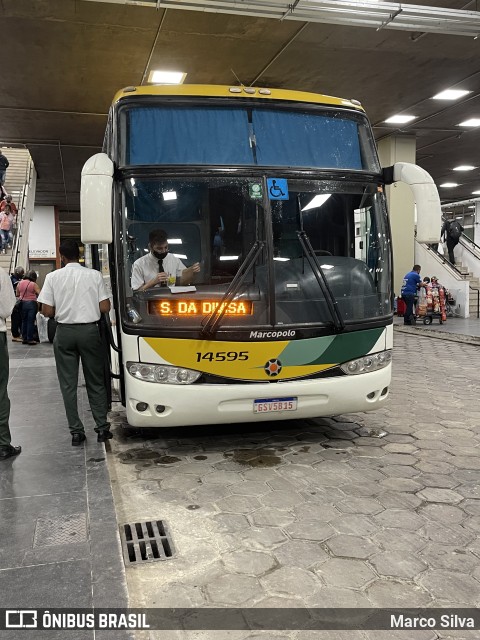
top-left (454, 261), bottom-right (480, 317)
top-left (0, 146), bottom-right (36, 275)
top-left (0, 244), bottom-right (14, 273)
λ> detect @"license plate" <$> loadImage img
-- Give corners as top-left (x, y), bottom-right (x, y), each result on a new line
top-left (253, 397), bottom-right (297, 413)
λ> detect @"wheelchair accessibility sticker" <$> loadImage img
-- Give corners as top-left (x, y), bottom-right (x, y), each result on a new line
top-left (267, 178), bottom-right (289, 200)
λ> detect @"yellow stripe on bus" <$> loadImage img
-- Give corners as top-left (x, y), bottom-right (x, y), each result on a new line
top-left (113, 84), bottom-right (363, 111)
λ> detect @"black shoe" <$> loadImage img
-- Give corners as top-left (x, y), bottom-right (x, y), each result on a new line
top-left (97, 430), bottom-right (113, 443)
top-left (72, 432), bottom-right (86, 446)
top-left (97, 429), bottom-right (113, 442)
top-left (0, 445), bottom-right (21, 460)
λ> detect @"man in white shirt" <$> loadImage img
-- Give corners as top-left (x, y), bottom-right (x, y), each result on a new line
top-left (38, 240), bottom-right (112, 446)
top-left (131, 228), bottom-right (200, 292)
top-left (0, 266), bottom-right (21, 459)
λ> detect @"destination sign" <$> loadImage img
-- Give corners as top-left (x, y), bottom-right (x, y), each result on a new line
top-left (149, 300), bottom-right (253, 316)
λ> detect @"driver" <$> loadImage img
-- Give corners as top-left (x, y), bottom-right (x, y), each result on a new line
top-left (131, 229), bottom-right (200, 291)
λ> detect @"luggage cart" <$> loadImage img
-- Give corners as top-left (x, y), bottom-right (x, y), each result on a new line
top-left (423, 285), bottom-right (447, 324)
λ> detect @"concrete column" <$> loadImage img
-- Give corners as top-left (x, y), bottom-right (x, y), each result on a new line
top-left (377, 135), bottom-right (417, 296)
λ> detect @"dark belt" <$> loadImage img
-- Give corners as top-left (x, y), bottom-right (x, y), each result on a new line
top-left (57, 322), bottom-right (98, 325)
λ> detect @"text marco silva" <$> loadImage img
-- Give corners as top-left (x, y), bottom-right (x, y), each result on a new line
top-left (391, 614), bottom-right (475, 629)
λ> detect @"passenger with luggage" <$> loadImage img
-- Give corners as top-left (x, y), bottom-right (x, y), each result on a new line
top-left (441, 219), bottom-right (463, 265)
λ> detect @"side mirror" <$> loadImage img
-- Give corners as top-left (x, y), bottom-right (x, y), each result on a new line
top-left (383, 162), bottom-right (441, 244)
top-left (81, 153), bottom-right (114, 244)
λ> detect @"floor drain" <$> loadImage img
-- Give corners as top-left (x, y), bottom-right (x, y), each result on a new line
top-left (120, 520), bottom-right (174, 565)
top-left (33, 513), bottom-right (88, 548)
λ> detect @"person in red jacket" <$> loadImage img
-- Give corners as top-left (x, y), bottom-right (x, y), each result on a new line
top-left (0, 195), bottom-right (17, 216)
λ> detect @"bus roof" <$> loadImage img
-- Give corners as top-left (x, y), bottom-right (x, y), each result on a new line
top-left (112, 84), bottom-right (364, 112)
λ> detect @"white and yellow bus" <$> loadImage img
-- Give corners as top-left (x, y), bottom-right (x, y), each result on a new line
top-left (81, 84), bottom-right (440, 428)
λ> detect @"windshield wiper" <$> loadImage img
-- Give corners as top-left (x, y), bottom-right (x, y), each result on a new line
top-left (296, 230), bottom-right (345, 332)
top-left (200, 240), bottom-right (265, 338)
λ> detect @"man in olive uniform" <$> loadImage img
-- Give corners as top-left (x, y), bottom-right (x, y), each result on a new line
top-left (0, 265), bottom-right (21, 460)
top-left (38, 239), bottom-right (112, 446)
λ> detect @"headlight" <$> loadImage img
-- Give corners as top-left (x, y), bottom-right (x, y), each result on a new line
top-left (126, 361), bottom-right (201, 385)
top-left (340, 350), bottom-right (392, 376)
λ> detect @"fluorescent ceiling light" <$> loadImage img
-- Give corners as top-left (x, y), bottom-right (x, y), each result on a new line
top-left (440, 183), bottom-right (459, 188)
top-left (273, 257), bottom-right (290, 262)
top-left (432, 89), bottom-right (471, 100)
top-left (459, 118), bottom-right (480, 127)
top-left (172, 253), bottom-right (187, 259)
top-left (453, 165), bottom-right (475, 171)
top-left (149, 70), bottom-right (186, 84)
top-left (384, 115), bottom-right (416, 124)
top-left (301, 194), bottom-right (331, 211)
top-left (472, 190), bottom-right (480, 194)
top-left (167, 238), bottom-right (182, 244)
top-left (469, 206), bottom-right (475, 209)
top-left (320, 264), bottom-right (334, 270)
top-left (220, 255), bottom-right (239, 261)
top-left (162, 191), bottom-right (177, 201)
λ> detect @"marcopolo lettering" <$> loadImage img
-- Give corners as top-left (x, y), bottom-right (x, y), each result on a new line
top-left (250, 329), bottom-right (296, 339)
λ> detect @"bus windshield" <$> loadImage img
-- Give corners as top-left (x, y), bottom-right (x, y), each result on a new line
top-left (121, 176), bottom-right (391, 332)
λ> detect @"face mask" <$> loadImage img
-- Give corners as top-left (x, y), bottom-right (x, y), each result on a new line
top-left (152, 250), bottom-right (168, 260)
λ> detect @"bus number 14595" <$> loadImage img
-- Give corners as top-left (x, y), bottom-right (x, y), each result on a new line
top-left (196, 351), bottom-right (249, 362)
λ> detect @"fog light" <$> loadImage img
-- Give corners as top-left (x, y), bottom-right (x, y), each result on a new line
top-left (136, 402), bottom-right (148, 412)
top-left (155, 405), bottom-right (166, 414)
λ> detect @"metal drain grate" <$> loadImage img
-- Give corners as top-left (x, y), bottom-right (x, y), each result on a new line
top-left (33, 513), bottom-right (88, 548)
top-left (119, 520), bottom-right (174, 565)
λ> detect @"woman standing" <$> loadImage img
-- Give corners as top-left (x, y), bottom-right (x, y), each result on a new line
top-left (16, 271), bottom-right (40, 345)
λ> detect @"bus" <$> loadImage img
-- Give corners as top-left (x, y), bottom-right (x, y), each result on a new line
top-left (81, 84), bottom-right (440, 428)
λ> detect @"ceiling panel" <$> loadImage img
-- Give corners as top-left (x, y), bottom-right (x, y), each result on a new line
top-left (1, 0), bottom-right (480, 209)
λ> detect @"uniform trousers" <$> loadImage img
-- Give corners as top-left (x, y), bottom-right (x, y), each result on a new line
top-left (53, 323), bottom-right (109, 434)
top-left (0, 332), bottom-right (12, 447)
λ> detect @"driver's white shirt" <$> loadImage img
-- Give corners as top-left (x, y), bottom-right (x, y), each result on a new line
top-left (38, 262), bottom-right (109, 323)
top-left (131, 252), bottom-right (186, 290)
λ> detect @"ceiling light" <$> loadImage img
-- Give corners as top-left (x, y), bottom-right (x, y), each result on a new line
top-left (440, 183), bottom-right (458, 188)
top-left (172, 253), bottom-right (187, 259)
top-left (220, 256), bottom-right (239, 261)
top-left (472, 190), bottom-right (480, 194)
top-left (301, 194), bottom-right (332, 211)
top-left (432, 89), bottom-right (471, 100)
top-left (273, 257), bottom-right (290, 262)
top-left (453, 165), bottom-right (475, 171)
top-left (149, 70), bottom-right (187, 84)
top-left (167, 238), bottom-right (182, 244)
top-left (162, 191), bottom-right (177, 201)
top-left (459, 118), bottom-right (480, 127)
top-left (320, 264), bottom-right (334, 270)
top-left (384, 115), bottom-right (416, 124)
